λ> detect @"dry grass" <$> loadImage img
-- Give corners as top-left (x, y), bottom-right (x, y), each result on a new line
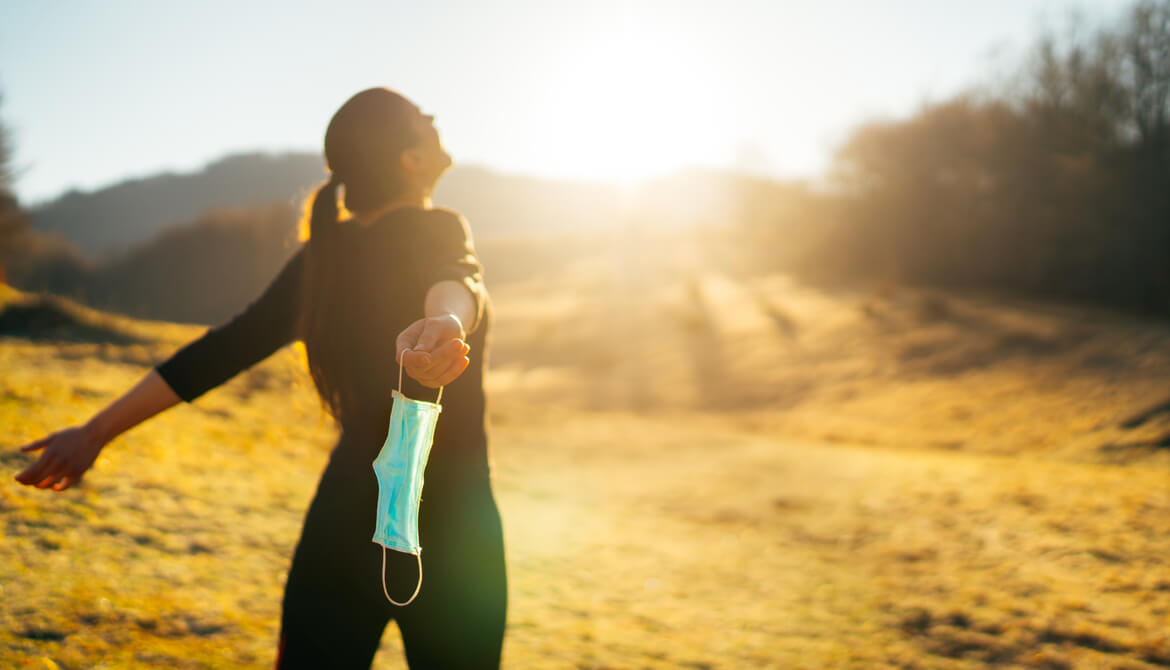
top-left (3, 228), bottom-right (1170, 668)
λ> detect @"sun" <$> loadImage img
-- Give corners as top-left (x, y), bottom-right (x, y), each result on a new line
top-left (522, 18), bottom-right (728, 184)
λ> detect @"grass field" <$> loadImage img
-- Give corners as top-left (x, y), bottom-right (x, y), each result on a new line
top-left (2, 232), bottom-right (1169, 669)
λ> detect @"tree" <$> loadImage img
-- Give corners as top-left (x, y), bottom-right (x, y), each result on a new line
top-left (1122, 0), bottom-right (1170, 162)
top-left (805, 0), bottom-right (1170, 315)
top-left (0, 93), bottom-right (28, 284)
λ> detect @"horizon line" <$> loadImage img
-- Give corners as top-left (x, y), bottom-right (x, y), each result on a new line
top-left (18, 150), bottom-right (816, 209)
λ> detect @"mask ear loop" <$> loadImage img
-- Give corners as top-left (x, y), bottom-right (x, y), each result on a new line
top-left (398, 348), bottom-right (444, 404)
top-left (381, 546), bottom-right (423, 607)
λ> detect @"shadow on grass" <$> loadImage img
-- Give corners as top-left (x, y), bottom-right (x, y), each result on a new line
top-left (0, 294), bottom-right (149, 346)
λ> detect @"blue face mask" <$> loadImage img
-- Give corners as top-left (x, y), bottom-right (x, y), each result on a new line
top-left (372, 350), bottom-right (443, 606)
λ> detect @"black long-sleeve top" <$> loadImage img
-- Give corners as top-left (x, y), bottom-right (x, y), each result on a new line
top-left (154, 205), bottom-right (493, 481)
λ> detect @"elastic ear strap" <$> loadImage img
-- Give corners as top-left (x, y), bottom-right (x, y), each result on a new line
top-left (398, 347), bottom-right (444, 404)
top-left (381, 546), bottom-right (423, 607)
top-left (399, 348), bottom-right (409, 395)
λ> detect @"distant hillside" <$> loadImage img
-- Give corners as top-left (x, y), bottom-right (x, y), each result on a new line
top-left (10, 152), bottom-right (810, 326)
top-left (433, 166), bottom-right (622, 239)
top-left (29, 152), bottom-right (785, 262)
top-left (31, 153), bottom-right (326, 261)
top-left (8, 202), bottom-right (302, 326)
top-left (27, 155), bottom-right (612, 261)
top-left (86, 203), bottom-right (303, 325)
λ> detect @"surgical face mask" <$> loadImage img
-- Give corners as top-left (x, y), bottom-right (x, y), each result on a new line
top-left (372, 349), bottom-right (443, 606)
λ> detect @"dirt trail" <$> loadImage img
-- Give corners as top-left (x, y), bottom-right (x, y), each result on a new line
top-left (488, 227), bottom-right (1170, 464)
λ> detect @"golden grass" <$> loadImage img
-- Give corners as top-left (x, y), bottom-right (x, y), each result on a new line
top-left (3, 230), bottom-right (1170, 668)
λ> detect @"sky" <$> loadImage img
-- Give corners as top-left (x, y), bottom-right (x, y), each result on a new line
top-left (0, 0), bottom-right (1137, 205)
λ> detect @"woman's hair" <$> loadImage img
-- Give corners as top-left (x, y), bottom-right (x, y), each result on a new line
top-left (297, 88), bottom-right (422, 424)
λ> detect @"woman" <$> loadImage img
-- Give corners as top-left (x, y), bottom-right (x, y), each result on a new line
top-left (13, 88), bottom-right (508, 669)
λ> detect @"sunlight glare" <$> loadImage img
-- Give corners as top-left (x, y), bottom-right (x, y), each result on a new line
top-left (528, 17), bottom-right (728, 183)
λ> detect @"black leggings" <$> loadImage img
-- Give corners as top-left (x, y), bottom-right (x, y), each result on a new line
top-left (275, 449), bottom-right (508, 669)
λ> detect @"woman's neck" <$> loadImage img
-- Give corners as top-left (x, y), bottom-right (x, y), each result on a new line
top-left (348, 191), bottom-right (432, 227)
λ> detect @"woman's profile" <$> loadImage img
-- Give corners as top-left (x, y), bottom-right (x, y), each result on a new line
top-left (13, 87), bottom-right (508, 669)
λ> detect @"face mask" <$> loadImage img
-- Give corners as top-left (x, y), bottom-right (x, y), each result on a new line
top-left (372, 349), bottom-right (443, 606)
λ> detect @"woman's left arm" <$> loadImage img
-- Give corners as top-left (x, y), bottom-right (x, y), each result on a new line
top-left (396, 210), bottom-right (487, 388)
top-left (395, 281), bottom-right (475, 388)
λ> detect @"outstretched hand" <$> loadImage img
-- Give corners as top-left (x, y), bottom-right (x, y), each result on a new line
top-left (395, 313), bottom-right (471, 388)
top-left (14, 426), bottom-right (104, 491)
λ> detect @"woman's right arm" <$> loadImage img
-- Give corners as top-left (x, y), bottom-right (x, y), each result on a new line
top-left (14, 368), bottom-right (182, 491)
top-left (13, 243), bottom-right (307, 491)
top-left (154, 244), bottom-right (306, 403)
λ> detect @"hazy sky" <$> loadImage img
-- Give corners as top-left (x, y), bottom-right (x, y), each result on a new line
top-left (0, 0), bottom-right (1135, 204)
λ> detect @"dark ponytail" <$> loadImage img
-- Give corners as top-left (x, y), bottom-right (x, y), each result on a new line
top-left (309, 175), bottom-right (342, 249)
top-left (298, 174), bottom-right (349, 422)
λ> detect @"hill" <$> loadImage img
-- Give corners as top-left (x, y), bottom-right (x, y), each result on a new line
top-left (30, 153), bottom-right (326, 261)
top-left (29, 150), bottom-right (802, 263)
top-left (8, 202), bottom-right (303, 326)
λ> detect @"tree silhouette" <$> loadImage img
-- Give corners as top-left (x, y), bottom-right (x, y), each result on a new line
top-left (794, 0), bottom-right (1170, 316)
top-left (0, 93), bottom-right (28, 284)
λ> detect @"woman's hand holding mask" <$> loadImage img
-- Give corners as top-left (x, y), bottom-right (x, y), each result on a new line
top-left (395, 313), bottom-right (470, 388)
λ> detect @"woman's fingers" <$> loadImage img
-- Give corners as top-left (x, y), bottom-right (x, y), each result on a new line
top-left (28, 461), bottom-right (59, 487)
top-left (414, 315), bottom-right (464, 352)
top-left (29, 461), bottom-right (82, 492)
top-left (431, 354), bottom-right (471, 387)
top-left (402, 349), bottom-right (435, 376)
top-left (396, 315), bottom-right (465, 360)
top-left (33, 456), bottom-right (67, 489)
top-left (20, 434), bottom-right (53, 452)
top-left (395, 320), bottom-right (426, 362)
top-left (18, 452), bottom-right (68, 488)
top-left (412, 348), bottom-right (470, 388)
top-left (403, 338), bottom-right (468, 382)
top-left (38, 473), bottom-right (64, 490)
top-left (424, 338), bottom-right (467, 372)
top-left (16, 453), bottom-right (54, 485)
top-left (53, 474), bottom-right (81, 491)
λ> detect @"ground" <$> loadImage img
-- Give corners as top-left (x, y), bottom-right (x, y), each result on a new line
top-left (1, 229), bottom-right (1168, 669)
